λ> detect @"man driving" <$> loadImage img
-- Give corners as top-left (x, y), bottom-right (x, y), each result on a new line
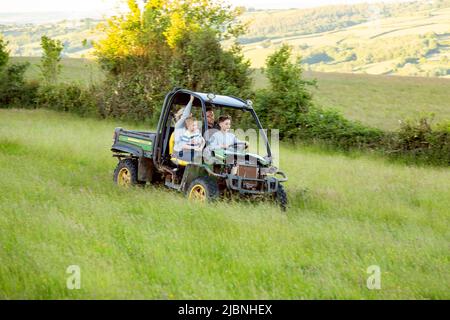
top-left (206, 106), bottom-right (220, 130)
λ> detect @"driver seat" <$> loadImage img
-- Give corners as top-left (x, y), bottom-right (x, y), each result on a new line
top-left (169, 132), bottom-right (189, 166)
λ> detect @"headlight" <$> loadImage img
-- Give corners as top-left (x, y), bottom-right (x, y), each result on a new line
top-left (260, 166), bottom-right (277, 175)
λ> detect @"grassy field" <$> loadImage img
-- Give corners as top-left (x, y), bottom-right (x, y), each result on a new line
top-left (254, 69), bottom-right (450, 130)
top-left (10, 56), bottom-right (104, 85)
top-left (0, 108), bottom-right (449, 299)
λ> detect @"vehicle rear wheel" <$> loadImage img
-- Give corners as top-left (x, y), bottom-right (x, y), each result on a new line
top-left (276, 184), bottom-right (288, 211)
top-left (113, 159), bottom-right (145, 187)
top-left (187, 177), bottom-right (219, 202)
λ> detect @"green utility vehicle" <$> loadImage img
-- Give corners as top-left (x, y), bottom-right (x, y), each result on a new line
top-left (111, 88), bottom-right (288, 210)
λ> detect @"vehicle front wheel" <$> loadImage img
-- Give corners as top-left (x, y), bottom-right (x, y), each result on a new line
top-left (113, 159), bottom-right (145, 187)
top-left (276, 184), bottom-right (288, 211)
top-left (187, 177), bottom-right (219, 202)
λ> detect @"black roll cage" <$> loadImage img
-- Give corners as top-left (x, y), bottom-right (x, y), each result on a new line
top-left (153, 88), bottom-right (272, 170)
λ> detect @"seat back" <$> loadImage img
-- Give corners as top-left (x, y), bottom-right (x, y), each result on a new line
top-left (169, 132), bottom-right (175, 155)
top-left (169, 132), bottom-right (189, 166)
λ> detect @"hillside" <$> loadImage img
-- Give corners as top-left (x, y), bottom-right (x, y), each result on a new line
top-left (1, 108), bottom-right (449, 299)
top-left (10, 56), bottom-right (104, 84)
top-left (1, 1), bottom-right (450, 77)
top-left (0, 18), bottom-right (101, 57)
top-left (254, 69), bottom-right (450, 130)
top-left (239, 4), bottom-right (450, 77)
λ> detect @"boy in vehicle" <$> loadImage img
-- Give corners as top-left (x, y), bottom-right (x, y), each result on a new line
top-left (208, 115), bottom-right (248, 150)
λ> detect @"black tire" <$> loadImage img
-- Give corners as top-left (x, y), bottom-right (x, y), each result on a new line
top-left (187, 177), bottom-right (219, 202)
top-left (276, 184), bottom-right (288, 211)
top-left (113, 158), bottom-right (145, 187)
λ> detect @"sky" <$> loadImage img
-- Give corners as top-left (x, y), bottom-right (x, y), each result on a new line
top-left (0, 0), bottom-right (410, 13)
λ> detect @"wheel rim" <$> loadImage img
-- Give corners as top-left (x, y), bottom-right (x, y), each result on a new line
top-left (189, 184), bottom-right (207, 201)
top-left (117, 168), bottom-right (131, 187)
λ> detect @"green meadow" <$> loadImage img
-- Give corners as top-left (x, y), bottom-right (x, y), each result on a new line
top-left (0, 109), bottom-right (449, 299)
top-left (255, 69), bottom-right (450, 131)
top-left (10, 56), bottom-right (104, 85)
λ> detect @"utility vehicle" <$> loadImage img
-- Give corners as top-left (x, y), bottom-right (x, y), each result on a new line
top-left (111, 88), bottom-right (288, 209)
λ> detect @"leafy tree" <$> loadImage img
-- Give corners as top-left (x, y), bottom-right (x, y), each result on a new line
top-left (170, 29), bottom-right (252, 95)
top-left (0, 36), bottom-right (37, 107)
top-left (94, 0), bottom-right (252, 122)
top-left (40, 35), bottom-right (64, 84)
top-left (255, 44), bottom-right (315, 139)
top-left (0, 62), bottom-right (38, 108)
top-left (0, 37), bottom-right (9, 70)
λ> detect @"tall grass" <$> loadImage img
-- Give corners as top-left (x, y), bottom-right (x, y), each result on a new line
top-left (0, 109), bottom-right (449, 299)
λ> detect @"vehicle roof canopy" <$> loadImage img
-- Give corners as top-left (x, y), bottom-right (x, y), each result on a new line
top-left (172, 89), bottom-right (250, 110)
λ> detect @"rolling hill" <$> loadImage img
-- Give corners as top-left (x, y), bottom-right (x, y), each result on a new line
top-left (1, 1), bottom-right (450, 77)
top-left (238, 4), bottom-right (450, 77)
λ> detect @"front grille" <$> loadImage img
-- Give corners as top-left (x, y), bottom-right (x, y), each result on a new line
top-left (237, 165), bottom-right (258, 179)
top-left (237, 165), bottom-right (258, 189)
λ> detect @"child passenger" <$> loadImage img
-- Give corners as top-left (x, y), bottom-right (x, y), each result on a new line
top-left (173, 117), bottom-right (205, 163)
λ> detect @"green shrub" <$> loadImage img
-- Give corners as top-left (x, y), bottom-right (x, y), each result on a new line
top-left (97, 74), bottom-right (164, 123)
top-left (0, 63), bottom-right (38, 108)
top-left (36, 84), bottom-right (98, 117)
top-left (296, 107), bottom-right (385, 150)
top-left (255, 44), bottom-right (384, 150)
top-left (0, 38), bottom-right (9, 70)
top-left (255, 44), bottom-right (315, 140)
top-left (393, 117), bottom-right (450, 165)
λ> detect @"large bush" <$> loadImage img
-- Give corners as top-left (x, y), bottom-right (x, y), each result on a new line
top-left (97, 73), bottom-right (165, 122)
top-left (392, 117), bottom-right (450, 165)
top-left (35, 84), bottom-right (98, 117)
top-left (296, 107), bottom-right (384, 149)
top-left (0, 39), bottom-right (38, 108)
top-left (94, 0), bottom-right (252, 122)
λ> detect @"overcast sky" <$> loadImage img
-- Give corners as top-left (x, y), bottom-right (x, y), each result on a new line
top-left (0, 0), bottom-right (412, 13)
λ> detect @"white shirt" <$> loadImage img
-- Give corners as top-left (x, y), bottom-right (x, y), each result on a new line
top-left (208, 131), bottom-right (240, 150)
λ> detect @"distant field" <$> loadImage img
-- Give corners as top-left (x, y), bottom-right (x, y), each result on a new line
top-left (1, 109), bottom-right (449, 299)
top-left (241, 6), bottom-right (450, 77)
top-left (3, 2), bottom-right (450, 77)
